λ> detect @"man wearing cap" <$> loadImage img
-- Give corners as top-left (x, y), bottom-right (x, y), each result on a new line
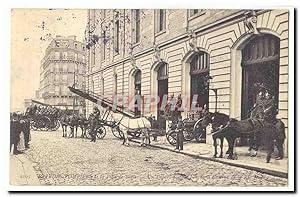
top-left (23, 114), bottom-right (31, 149)
top-left (90, 106), bottom-right (100, 142)
top-left (175, 116), bottom-right (184, 151)
top-left (263, 91), bottom-right (277, 124)
top-left (10, 113), bottom-right (22, 155)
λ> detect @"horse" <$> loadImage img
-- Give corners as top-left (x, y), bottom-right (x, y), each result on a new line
top-left (68, 114), bottom-right (80, 138)
top-left (201, 112), bottom-right (231, 158)
top-left (212, 118), bottom-right (285, 163)
top-left (60, 114), bottom-right (70, 137)
top-left (77, 114), bottom-right (90, 138)
top-left (111, 112), bottom-right (151, 146)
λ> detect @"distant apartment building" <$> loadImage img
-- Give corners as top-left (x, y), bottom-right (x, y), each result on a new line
top-left (38, 35), bottom-right (86, 113)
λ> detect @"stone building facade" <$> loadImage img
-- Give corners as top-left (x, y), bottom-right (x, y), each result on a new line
top-left (38, 35), bottom-right (86, 113)
top-left (84, 9), bottom-right (289, 145)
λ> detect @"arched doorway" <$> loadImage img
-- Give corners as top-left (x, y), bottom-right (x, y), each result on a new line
top-left (134, 69), bottom-right (141, 116)
top-left (190, 52), bottom-right (210, 113)
top-left (241, 34), bottom-right (280, 118)
top-left (157, 62), bottom-right (168, 129)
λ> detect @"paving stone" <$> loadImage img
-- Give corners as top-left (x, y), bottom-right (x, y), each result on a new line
top-left (24, 129), bottom-right (288, 186)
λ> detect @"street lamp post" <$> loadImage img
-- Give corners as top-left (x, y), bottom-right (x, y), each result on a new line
top-left (209, 76), bottom-right (218, 112)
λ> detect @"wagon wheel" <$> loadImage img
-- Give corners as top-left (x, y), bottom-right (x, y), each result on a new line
top-left (183, 129), bottom-right (194, 141)
top-left (129, 129), bottom-right (141, 138)
top-left (36, 119), bottom-right (44, 131)
top-left (166, 130), bottom-right (177, 146)
top-left (86, 127), bottom-right (91, 139)
top-left (41, 116), bottom-right (51, 131)
top-left (194, 127), bottom-right (206, 143)
top-left (112, 125), bottom-right (122, 139)
top-left (96, 126), bottom-right (106, 139)
top-left (51, 120), bottom-right (61, 131)
top-left (134, 129), bottom-right (142, 138)
top-left (31, 121), bottom-right (38, 131)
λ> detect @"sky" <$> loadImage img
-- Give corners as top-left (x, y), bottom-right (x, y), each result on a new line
top-left (11, 9), bottom-right (87, 111)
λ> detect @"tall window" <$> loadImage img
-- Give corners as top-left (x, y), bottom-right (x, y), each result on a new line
top-left (132, 9), bottom-right (141, 44)
top-left (155, 9), bottom-right (166, 33)
top-left (114, 19), bottom-right (120, 54)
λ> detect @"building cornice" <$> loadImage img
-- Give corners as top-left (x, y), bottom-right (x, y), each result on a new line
top-left (87, 9), bottom-right (269, 76)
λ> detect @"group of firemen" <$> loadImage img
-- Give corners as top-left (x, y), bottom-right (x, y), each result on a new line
top-left (250, 86), bottom-right (285, 160)
top-left (10, 112), bottom-right (31, 155)
top-left (250, 88), bottom-right (277, 122)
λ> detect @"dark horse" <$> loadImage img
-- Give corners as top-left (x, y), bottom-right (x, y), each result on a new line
top-left (68, 114), bottom-right (80, 138)
top-left (212, 118), bottom-right (285, 163)
top-left (60, 113), bottom-right (80, 138)
top-left (60, 113), bottom-right (69, 137)
top-left (201, 112), bottom-right (230, 158)
top-left (77, 114), bottom-right (90, 138)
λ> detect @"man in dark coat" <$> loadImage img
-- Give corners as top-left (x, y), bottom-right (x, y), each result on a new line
top-left (175, 116), bottom-right (184, 151)
top-left (263, 92), bottom-right (277, 124)
top-left (90, 106), bottom-right (100, 142)
top-left (174, 94), bottom-right (183, 120)
top-left (10, 113), bottom-right (22, 155)
top-left (274, 118), bottom-right (286, 160)
top-left (22, 115), bottom-right (31, 149)
top-left (250, 91), bottom-right (265, 119)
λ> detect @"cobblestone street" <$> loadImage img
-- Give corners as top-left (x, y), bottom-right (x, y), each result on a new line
top-left (23, 129), bottom-right (288, 186)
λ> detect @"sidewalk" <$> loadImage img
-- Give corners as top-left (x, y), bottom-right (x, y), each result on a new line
top-left (132, 135), bottom-right (288, 178)
top-left (10, 153), bottom-right (40, 186)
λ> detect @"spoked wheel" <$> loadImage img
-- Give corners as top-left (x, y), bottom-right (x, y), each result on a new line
top-left (129, 129), bottom-right (141, 139)
top-left (166, 130), bottom-right (177, 146)
top-left (96, 126), bottom-right (106, 139)
top-left (194, 127), bottom-right (206, 143)
top-left (86, 128), bottom-right (91, 139)
top-left (31, 122), bottom-right (38, 131)
top-left (183, 129), bottom-right (194, 141)
top-left (112, 125), bottom-right (122, 139)
top-left (50, 120), bottom-right (61, 131)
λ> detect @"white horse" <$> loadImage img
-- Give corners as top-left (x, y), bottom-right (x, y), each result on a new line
top-left (111, 112), bottom-right (151, 146)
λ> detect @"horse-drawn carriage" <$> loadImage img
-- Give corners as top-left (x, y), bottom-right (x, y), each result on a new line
top-left (166, 116), bottom-right (206, 146)
top-left (26, 100), bottom-right (61, 131)
top-left (68, 87), bottom-right (151, 144)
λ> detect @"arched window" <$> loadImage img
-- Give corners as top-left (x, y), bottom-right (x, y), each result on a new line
top-left (190, 52), bottom-right (209, 75)
top-left (134, 70), bottom-right (141, 87)
top-left (157, 62), bottom-right (168, 80)
top-left (241, 34), bottom-right (280, 118)
top-left (242, 35), bottom-right (279, 65)
top-left (157, 62), bottom-right (168, 129)
top-left (190, 52), bottom-right (210, 110)
top-left (134, 70), bottom-right (141, 116)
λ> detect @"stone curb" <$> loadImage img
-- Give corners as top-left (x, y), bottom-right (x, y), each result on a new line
top-left (10, 153), bottom-right (41, 186)
top-left (130, 139), bottom-right (288, 179)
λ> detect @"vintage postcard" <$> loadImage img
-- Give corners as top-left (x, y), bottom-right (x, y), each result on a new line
top-left (9, 7), bottom-right (294, 191)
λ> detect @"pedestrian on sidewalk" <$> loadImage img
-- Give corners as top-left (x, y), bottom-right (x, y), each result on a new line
top-left (175, 116), bottom-right (184, 151)
top-left (90, 106), bottom-right (100, 142)
top-left (23, 114), bottom-right (31, 149)
top-left (18, 115), bottom-right (26, 152)
top-left (10, 113), bottom-right (22, 155)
